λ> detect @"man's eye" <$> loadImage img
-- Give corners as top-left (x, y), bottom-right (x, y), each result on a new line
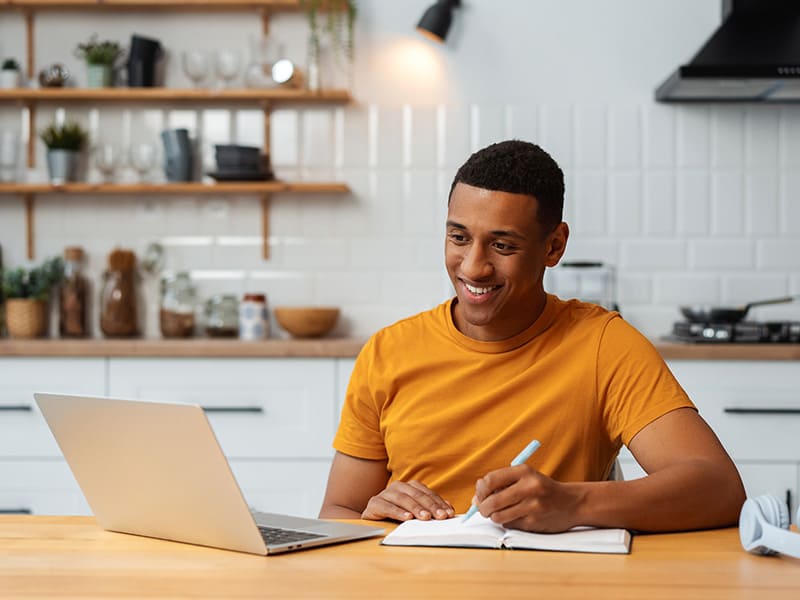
top-left (448, 233), bottom-right (467, 243)
top-left (493, 242), bottom-right (515, 252)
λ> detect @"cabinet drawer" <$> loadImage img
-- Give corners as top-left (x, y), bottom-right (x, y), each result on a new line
top-left (0, 358), bottom-right (106, 457)
top-left (108, 358), bottom-right (337, 459)
top-left (0, 459), bottom-right (90, 516)
top-left (668, 362), bottom-right (800, 461)
top-left (736, 462), bottom-right (798, 517)
top-left (230, 460), bottom-right (332, 519)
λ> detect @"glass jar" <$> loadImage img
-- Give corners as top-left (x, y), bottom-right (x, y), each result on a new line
top-left (100, 270), bottom-right (138, 337)
top-left (159, 272), bottom-right (197, 338)
top-left (239, 292), bottom-right (268, 340)
top-left (59, 246), bottom-right (89, 338)
top-left (204, 294), bottom-right (239, 337)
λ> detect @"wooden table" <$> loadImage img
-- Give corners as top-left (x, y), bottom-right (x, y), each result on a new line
top-left (1, 516), bottom-right (798, 599)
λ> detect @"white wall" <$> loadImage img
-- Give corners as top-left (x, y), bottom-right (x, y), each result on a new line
top-left (1, 0), bottom-right (799, 339)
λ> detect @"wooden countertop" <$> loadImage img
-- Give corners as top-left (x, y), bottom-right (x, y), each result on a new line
top-left (1, 516), bottom-right (798, 599)
top-left (0, 338), bottom-right (799, 360)
top-left (0, 337), bottom-right (366, 358)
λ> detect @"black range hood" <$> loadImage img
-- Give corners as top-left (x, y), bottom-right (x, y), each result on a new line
top-left (656, 0), bottom-right (800, 102)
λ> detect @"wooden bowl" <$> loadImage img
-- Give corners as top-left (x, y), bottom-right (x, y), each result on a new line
top-left (274, 306), bottom-right (340, 338)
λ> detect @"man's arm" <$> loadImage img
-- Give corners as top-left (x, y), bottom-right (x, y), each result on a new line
top-left (472, 408), bottom-right (746, 532)
top-left (319, 451), bottom-right (455, 521)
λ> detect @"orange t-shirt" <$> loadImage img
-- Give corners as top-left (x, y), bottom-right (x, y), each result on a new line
top-left (333, 295), bottom-right (695, 512)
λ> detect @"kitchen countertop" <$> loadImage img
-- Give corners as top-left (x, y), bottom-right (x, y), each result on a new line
top-left (0, 338), bottom-right (799, 360)
top-left (0, 338), bottom-right (366, 358)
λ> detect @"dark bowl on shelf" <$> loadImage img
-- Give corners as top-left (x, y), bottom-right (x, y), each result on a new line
top-left (214, 145), bottom-right (262, 170)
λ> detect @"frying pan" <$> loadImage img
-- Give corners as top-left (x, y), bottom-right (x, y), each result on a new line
top-left (680, 296), bottom-right (797, 324)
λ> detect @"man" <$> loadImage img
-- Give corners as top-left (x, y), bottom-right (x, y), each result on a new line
top-left (320, 140), bottom-right (745, 533)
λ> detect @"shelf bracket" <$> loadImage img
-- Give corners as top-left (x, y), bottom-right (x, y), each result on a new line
top-left (261, 192), bottom-right (272, 260)
top-left (24, 194), bottom-right (34, 259)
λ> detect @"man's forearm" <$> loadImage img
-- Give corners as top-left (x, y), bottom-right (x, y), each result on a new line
top-left (574, 459), bottom-right (745, 532)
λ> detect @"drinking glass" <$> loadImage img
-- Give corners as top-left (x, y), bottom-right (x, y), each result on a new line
top-left (94, 143), bottom-right (119, 182)
top-left (130, 142), bottom-right (157, 183)
top-left (181, 50), bottom-right (209, 88)
top-left (215, 49), bottom-right (242, 88)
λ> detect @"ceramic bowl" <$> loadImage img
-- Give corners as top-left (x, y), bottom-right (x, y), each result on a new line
top-left (274, 306), bottom-right (340, 338)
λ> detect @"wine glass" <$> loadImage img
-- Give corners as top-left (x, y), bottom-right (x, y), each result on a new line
top-left (215, 49), bottom-right (242, 88)
top-left (181, 50), bottom-right (209, 88)
top-left (130, 142), bottom-right (157, 183)
top-left (94, 143), bottom-right (119, 182)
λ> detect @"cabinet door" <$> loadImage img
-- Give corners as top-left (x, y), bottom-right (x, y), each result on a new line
top-left (736, 462), bottom-right (799, 518)
top-left (334, 358), bottom-right (356, 423)
top-left (0, 358), bottom-right (106, 457)
top-left (229, 460), bottom-right (332, 519)
top-left (667, 362), bottom-right (800, 461)
top-left (108, 358), bottom-right (337, 459)
top-left (0, 460), bottom-right (90, 516)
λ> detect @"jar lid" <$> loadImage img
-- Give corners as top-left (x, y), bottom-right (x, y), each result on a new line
top-left (243, 293), bottom-right (266, 303)
top-left (64, 246), bottom-right (84, 261)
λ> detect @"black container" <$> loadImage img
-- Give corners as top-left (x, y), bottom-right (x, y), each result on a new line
top-left (214, 145), bottom-right (262, 170)
top-left (127, 34), bottom-right (163, 87)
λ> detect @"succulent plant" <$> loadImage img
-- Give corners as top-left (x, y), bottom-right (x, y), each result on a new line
top-left (39, 121), bottom-right (88, 151)
top-left (1, 58), bottom-right (20, 71)
top-left (74, 35), bottom-right (123, 66)
top-left (1, 256), bottom-right (64, 301)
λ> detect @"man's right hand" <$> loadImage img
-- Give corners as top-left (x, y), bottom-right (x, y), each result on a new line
top-left (361, 480), bottom-right (455, 522)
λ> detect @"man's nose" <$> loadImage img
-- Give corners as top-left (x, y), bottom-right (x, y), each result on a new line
top-left (461, 244), bottom-right (493, 279)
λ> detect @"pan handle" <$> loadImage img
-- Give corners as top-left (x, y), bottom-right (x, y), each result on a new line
top-left (744, 296), bottom-right (797, 310)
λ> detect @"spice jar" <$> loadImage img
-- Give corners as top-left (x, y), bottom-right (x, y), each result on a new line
top-left (160, 272), bottom-right (196, 338)
top-left (99, 248), bottom-right (138, 337)
top-left (205, 294), bottom-right (239, 337)
top-left (59, 246), bottom-right (89, 338)
top-left (239, 293), bottom-right (268, 340)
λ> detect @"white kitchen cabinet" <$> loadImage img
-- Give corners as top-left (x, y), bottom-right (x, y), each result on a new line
top-left (620, 361), bottom-right (800, 516)
top-left (0, 358), bottom-right (104, 515)
top-left (108, 358), bottom-right (338, 517)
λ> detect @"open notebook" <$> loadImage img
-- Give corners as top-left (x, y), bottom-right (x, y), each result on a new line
top-left (382, 514), bottom-right (631, 554)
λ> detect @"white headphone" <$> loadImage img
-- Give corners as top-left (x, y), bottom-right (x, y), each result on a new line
top-left (739, 494), bottom-right (800, 558)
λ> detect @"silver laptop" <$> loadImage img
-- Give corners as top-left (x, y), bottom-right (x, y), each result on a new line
top-left (34, 392), bottom-right (384, 555)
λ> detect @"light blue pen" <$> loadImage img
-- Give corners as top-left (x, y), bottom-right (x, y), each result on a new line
top-left (462, 439), bottom-right (541, 523)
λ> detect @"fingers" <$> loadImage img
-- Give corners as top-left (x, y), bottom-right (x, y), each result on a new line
top-left (361, 480), bottom-right (455, 522)
top-left (474, 465), bottom-right (543, 524)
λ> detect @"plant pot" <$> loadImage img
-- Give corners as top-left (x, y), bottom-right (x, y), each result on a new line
top-left (86, 64), bottom-right (112, 88)
top-left (5, 298), bottom-right (48, 338)
top-left (0, 69), bottom-right (20, 89)
top-left (46, 149), bottom-right (80, 184)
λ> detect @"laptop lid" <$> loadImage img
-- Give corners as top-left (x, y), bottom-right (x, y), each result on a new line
top-left (34, 393), bottom-right (383, 555)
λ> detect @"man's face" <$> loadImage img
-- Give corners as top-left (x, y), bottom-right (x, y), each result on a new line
top-left (445, 182), bottom-right (568, 341)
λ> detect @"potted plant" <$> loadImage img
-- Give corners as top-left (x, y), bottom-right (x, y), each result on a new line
top-left (0, 58), bottom-right (21, 89)
top-left (302, 0), bottom-right (357, 90)
top-left (40, 120), bottom-right (88, 184)
top-left (74, 35), bottom-right (122, 88)
top-left (1, 256), bottom-right (63, 338)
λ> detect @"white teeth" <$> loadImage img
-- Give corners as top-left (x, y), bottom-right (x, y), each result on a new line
top-left (465, 283), bottom-right (494, 295)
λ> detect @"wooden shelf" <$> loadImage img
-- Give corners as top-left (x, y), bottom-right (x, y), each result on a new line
top-left (2, 181), bottom-right (350, 260)
top-left (0, 0), bottom-right (304, 11)
top-left (0, 181), bottom-right (350, 195)
top-left (0, 0), bottom-right (353, 263)
top-left (0, 87), bottom-right (351, 103)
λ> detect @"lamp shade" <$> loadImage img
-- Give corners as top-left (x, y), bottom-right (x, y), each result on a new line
top-left (417, 0), bottom-right (460, 43)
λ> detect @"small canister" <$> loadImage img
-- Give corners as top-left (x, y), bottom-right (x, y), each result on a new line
top-left (239, 293), bottom-right (268, 340)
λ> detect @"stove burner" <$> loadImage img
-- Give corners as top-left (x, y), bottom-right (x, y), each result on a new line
top-left (671, 321), bottom-right (800, 343)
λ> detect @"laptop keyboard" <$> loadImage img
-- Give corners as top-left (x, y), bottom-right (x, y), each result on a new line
top-left (258, 526), bottom-right (326, 546)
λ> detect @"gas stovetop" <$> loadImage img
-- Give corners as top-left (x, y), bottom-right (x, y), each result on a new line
top-left (671, 321), bottom-right (800, 343)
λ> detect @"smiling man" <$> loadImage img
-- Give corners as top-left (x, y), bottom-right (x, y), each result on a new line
top-left (319, 140), bottom-right (745, 533)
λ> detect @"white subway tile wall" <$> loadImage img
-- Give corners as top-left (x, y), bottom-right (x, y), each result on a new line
top-left (2, 102), bottom-right (800, 336)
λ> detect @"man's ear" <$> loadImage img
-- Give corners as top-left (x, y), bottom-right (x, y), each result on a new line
top-left (544, 222), bottom-right (569, 267)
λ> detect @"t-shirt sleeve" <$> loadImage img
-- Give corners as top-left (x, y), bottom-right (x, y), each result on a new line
top-left (333, 336), bottom-right (389, 460)
top-left (597, 316), bottom-right (696, 447)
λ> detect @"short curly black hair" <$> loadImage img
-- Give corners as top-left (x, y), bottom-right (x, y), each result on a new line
top-left (448, 139), bottom-right (565, 231)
